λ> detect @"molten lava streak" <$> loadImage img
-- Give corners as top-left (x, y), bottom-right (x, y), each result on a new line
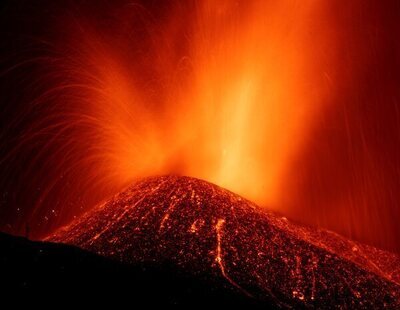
top-left (49, 176), bottom-right (400, 307)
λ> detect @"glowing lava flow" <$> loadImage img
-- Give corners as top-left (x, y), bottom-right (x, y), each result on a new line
top-left (49, 176), bottom-right (400, 307)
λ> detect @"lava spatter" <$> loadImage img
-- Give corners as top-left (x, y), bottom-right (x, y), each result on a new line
top-left (49, 175), bottom-right (400, 307)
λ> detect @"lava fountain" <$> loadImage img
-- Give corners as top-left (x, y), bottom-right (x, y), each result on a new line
top-left (0, 0), bottom-right (336, 237)
top-left (1, 0), bottom-right (400, 305)
top-left (0, 0), bottom-right (399, 255)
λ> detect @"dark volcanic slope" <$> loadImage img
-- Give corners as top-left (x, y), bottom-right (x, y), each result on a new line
top-left (49, 175), bottom-right (400, 308)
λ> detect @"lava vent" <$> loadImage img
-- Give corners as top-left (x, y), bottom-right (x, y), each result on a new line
top-left (49, 175), bottom-right (400, 307)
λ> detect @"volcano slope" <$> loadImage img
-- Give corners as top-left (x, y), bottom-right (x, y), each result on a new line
top-left (49, 175), bottom-right (400, 307)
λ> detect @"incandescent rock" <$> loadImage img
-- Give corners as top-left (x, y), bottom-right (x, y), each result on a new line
top-left (49, 175), bottom-right (400, 308)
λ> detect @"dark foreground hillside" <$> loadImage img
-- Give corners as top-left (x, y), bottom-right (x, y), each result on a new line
top-left (0, 232), bottom-right (262, 306)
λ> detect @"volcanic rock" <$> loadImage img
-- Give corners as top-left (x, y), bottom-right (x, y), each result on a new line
top-left (49, 175), bottom-right (400, 307)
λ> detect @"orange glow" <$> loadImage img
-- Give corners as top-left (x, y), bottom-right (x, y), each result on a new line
top-left (53, 0), bottom-right (335, 213)
top-left (176, 1), bottom-right (334, 207)
top-left (2, 0), bottom-right (399, 254)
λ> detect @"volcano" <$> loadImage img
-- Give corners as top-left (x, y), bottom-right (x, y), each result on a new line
top-left (49, 175), bottom-right (400, 307)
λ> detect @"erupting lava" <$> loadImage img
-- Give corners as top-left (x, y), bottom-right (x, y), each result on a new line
top-left (1, 0), bottom-right (400, 286)
top-left (49, 176), bottom-right (400, 307)
top-left (0, 0), bottom-right (339, 238)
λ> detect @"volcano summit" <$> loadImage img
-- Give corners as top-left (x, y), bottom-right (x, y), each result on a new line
top-left (49, 175), bottom-right (400, 307)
